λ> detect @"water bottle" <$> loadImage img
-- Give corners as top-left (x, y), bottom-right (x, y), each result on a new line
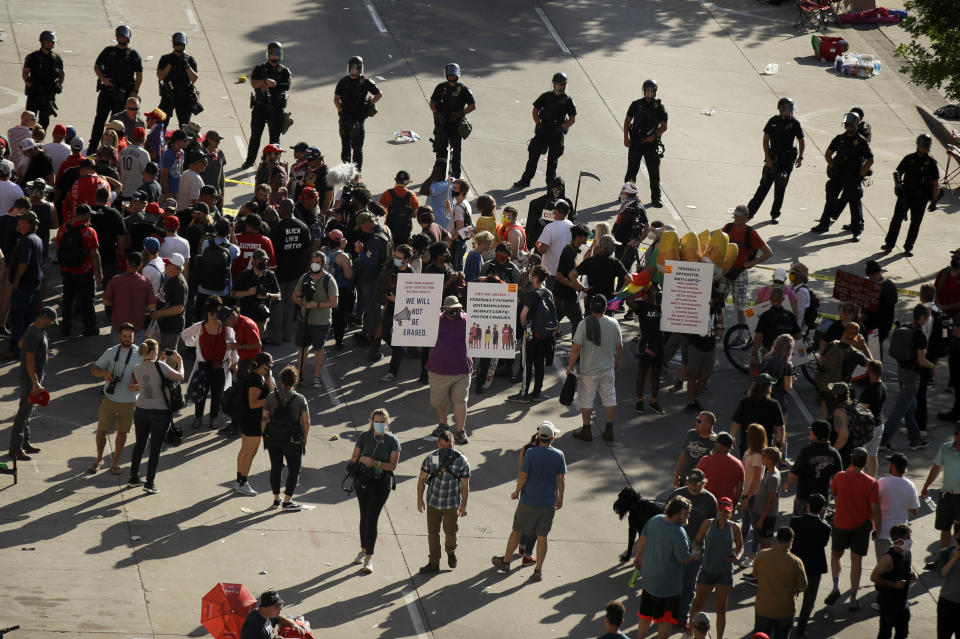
top-left (925, 496), bottom-right (937, 511)
top-left (873, 60), bottom-right (882, 75)
top-left (628, 568), bottom-right (640, 588)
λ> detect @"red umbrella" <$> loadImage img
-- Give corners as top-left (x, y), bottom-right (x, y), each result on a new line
top-left (201, 583), bottom-right (257, 639)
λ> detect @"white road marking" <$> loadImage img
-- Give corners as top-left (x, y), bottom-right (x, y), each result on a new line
top-left (234, 134), bottom-right (247, 158)
top-left (320, 366), bottom-right (344, 408)
top-left (185, 6), bottom-right (200, 31)
top-left (0, 86), bottom-right (24, 115)
top-left (402, 589), bottom-right (430, 639)
top-left (366, 2), bottom-right (388, 33)
top-left (534, 6), bottom-right (570, 54)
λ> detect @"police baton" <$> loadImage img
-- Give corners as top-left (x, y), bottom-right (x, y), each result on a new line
top-left (574, 171), bottom-right (601, 214)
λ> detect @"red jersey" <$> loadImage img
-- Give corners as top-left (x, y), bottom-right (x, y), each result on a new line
top-left (56, 154), bottom-right (84, 183)
top-left (56, 221), bottom-right (100, 274)
top-left (63, 174), bottom-right (111, 225)
top-left (934, 266), bottom-right (960, 316)
top-left (234, 314), bottom-right (262, 361)
top-left (232, 232), bottom-right (276, 279)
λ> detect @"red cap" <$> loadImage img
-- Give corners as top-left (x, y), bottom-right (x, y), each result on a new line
top-left (29, 388), bottom-right (51, 407)
top-left (263, 143), bottom-right (283, 154)
top-left (162, 215), bottom-right (180, 229)
top-left (146, 202), bottom-right (163, 215)
top-left (53, 124), bottom-right (67, 137)
top-left (752, 634), bottom-right (770, 639)
top-left (132, 126), bottom-right (146, 139)
top-left (718, 497), bottom-right (733, 512)
top-left (299, 186), bottom-right (318, 200)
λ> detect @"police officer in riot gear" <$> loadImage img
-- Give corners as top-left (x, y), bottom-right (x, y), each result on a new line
top-left (429, 63), bottom-right (476, 179)
top-left (157, 32), bottom-right (200, 127)
top-left (811, 112), bottom-right (874, 241)
top-left (623, 79), bottom-right (668, 207)
top-left (513, 73), bottom-right (577, 189)
top-left (242, 42), bottom-right (292, 169)
top-left (334, 56), bottom-right (382, 172)
top-left (90, 25), bottom-right (143, 154)
top-left (22, 31), bottom-right (65, 130)
top-left (746, 97), bottom-right (805, 224)
top-left (882, 134), bottom-right (940, 257)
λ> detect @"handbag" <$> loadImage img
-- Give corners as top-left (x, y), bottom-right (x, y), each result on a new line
top-left (154, 362), bottom-right (186, 412)
top-left (457, 116), bottom-right (472, 140)
top-left (559, 372), bottom-right (577, 406)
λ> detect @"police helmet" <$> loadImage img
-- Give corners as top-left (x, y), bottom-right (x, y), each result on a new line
top-left (777, 97), bottom-right (794, 115)
top-left (267, 41), bottom-right (283, 60)
top-left (552, 72), bottom-right (568, 86)
top-left (850, 107), bottom-right (865, 120)
top-left (348, 56), bottom-right (364, 75)
top-left (115, 25), bottom-right (131, 40)
top-left (172, 32), bottom-right (187, 46)
top-left (916, 133), bottom-right (933, 150)
top-left (39, 30), bottom-right (57, 44)
top-left (642, 79), bottom-right (658, 96)
top-left (395, 170), bottom-right (410, 184)
top-left (842, 112), bottom-right (860, 128)
top-left (444, 63), bottom-right (461, 79)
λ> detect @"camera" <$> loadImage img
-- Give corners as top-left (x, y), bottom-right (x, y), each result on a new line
top-left (105, 378), bottom-right (119, 395)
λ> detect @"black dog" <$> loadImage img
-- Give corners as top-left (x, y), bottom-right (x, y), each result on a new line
top-left (613, 487), bottom-right (664, 563)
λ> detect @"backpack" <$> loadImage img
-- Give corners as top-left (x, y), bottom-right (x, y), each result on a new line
top-left (58, 224), bottom-right (86, 268)
top-left (370, 226), bottom-right (394, 270)
top-left (797, 284), bottom-right (820, 329)
top-left (888, 325), bottom-right (916, 366)
top-left (320, 247), bottom-right (350, 289)
top-left (385, 190), bottom-right (414, 245)
top-left (221, 382), bottom-right (245, 420)
top-left (199, 240), bottom-right (230, 291)
top-left (154, 362), bottom-right (185, 412)
top-left (722, 222), bottom-right (759, 263)
top-left (530, 288), bottom-right (559, 338)
top-left (928, 309), bottom-right (952, 360)
top-left (844, 401), bottom-right (876, 447)
top-left (263, 391), bottom-right (302, 448)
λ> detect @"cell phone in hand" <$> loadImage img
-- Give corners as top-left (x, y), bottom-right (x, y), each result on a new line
top-left (164, 349), bottom-right (174, 357)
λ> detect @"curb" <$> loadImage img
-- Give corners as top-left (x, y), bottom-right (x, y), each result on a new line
top-left (917, 105), bottom-right (957, 149)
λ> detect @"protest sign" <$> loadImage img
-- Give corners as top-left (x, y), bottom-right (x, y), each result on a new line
top-left (660, 260), bottom-right (713, 334)
top-left (391, 273), bottom-right (444, 347)
top-left (465, 282), bottom-right (518, 358)
top-left (833, 269), bottom-right (882, 312)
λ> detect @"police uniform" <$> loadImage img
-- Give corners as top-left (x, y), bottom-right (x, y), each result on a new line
top-left (244, 61), bottom-right (292, 165)
top-left (23, 48), bottom-right (63, 130)
top-left (883, 152), bottom-right (940, 252)
top-left (624, 97), bottom-right (668, 201)
top-left (817, 132), bottom-right (873, 232)
top-left (747, 115), bottom-right (805, 220)
top-left (90, 44), bottom-right (143, 153)
top-left (430, 81), bottom-right (476, 178)
top-left (157, 51), bottom-right (199, 126)
top-left (519, 91), bottom-right (577, 186)
top-left (335, 75), bottom-right (380, 171)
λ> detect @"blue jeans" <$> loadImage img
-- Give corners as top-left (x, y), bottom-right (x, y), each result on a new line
top-left (881, 367), bottom-right (921, 445)
top-left (754, 613), bottom-right (793, 639)
top-left (679, 557), bottom-right (701, 622)
top-left (9, 288), bottom-right (38, 354)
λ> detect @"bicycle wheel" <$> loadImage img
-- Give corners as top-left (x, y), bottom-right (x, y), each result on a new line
top-left (798, 325), bottom-right (823, 384)
top-left (723, 324), bottom-right (754, 373)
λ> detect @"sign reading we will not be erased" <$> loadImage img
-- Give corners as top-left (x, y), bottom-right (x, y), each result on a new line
top-left (390, 273), bottom-right (444, 347)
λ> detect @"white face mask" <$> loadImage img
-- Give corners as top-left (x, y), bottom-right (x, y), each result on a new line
top-left (895, 538), bottom-right (913, 552)
top-left (310, 262), bottom-right (322, 273)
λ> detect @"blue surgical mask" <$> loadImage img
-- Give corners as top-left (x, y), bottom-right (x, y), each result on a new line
top-left (373, 421), bottom-right (386, 434)
top-left (393, 257), bottom-right (403, 268)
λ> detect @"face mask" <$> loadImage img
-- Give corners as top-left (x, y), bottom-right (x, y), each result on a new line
top-left (393, 257), bottom-right (404, 268)
top-left (620, 194), bottom-right (632, 204)
top-left (373, 421), bottom-right (386, 435)
top-left (788, 273), bottom-right (797, 282)
top-left (495, 253), bottom-right (508, 264)
top-left (551, 189), bottom-right (561, 199)
top-left (445, 310), bottom-right (459, 319)
top-left (895, 538), bottom-right (913, 552)
top-left (310, 262), bottom-right (322, 273)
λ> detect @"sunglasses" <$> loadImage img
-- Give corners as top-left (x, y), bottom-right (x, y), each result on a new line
top-left (127, 106), bottom-right (139, 111)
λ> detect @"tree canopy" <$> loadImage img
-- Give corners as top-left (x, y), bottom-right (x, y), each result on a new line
top-left (894, 0), bottom-right (960, 102)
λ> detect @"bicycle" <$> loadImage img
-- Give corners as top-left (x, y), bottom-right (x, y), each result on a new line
top-left (723, 313), bottom-right (834, 380)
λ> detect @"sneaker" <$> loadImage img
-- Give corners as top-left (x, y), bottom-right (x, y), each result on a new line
top-left (529, 570), bottom-right (543, 582)
top-left (739, 555), bottom-right (753, 569)
top-left (850, 233), bottom-right (861, 243)
top-left (281, 501), bottom-right (301, 512)
top-left (904, 250), bottom-right (914, 257)
top-left (572, 428), bottom-right (593, 442)
top-left (769, 217), bottom-right (779, 225)
top-left (521, 554), bottom-right (536, 566)
top-left (909, 439), bottom-right (929, 450)
top-left (881, 244), bottom-right (893, 253)
top-left (380, 372), bottom-right (396, 382)
top-left (191, 417), bottom-right (203, 429)
top-left (128, 475), bottom-right (142, 485)
top-left (418, 372), bottom-right (429, 384)
top-left (602, 426), bottom-right (614, 442)
top-left (877, 441), bottom-right (893, 453)
top-left (841, 224), bottom-right (852, 231)
top-left (272, 499), bottom-right (282, 508)
top-left (648, 400), bottom-right (665, 415)
top-left (824, 589), bottom-right (841, 606)
top-left (491, 555), bottom-right (511, 573)
top-left (635, 401), bottom-right (645, 414)
top-left (353, 551), bottom-right (366, 565)
top-left (448, 553), bottom-right (457, 568)
top-left (454, 430), bottom-right (469, 445)
top-left (529, 391), bottom-right (542, 402)
top-left (419, 563), bottom-right (440, 574)
top-left (431, 425), bottom-right (448, 438)
top-left (810, 224), bottom-right (829, 233)
top-left (848, 600), bottom-right (861, 612)
top-left (22, 444), bottom-right (41, 454)
top-left (143, 484), bottom-right (159, 494)
top-left (508, 392), bottom-right (530, 403)
top-left (235, 482), bottom-right (257, 496)
top-left (512, 178), bottom-right (531, 189)
top-left (362, 557), bottom-right (374, 573)
top-left (672, 380), bottom-right (684, 392)
top-left (926, 560), bottom-right (939, 571)
top-left (650, 200), bottom-right (664, 208)
top-left (312, 377), bottom-right (322, 388)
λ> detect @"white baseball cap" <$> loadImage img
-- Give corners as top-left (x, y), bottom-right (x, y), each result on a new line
top-left (537, 421), bottom-right (558, 439)
top-left (773, 267), bottom-right (787, 282)
top-left (18, 138), bottom-right (37, 151)
top-left (162, 253), bottom-right (186, 268)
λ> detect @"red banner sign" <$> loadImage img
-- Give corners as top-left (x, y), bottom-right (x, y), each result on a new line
top-left (832, 269), bottom-right (882, 312)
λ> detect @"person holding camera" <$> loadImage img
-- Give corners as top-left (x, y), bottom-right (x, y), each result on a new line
top-left (128, 339), bottom-right (184, 494)
top-left (89, 322), bottom-right (142, 474)
top-left (232, 248), bottom-right (280, 335)
top-left (261, 365), bottom-right (310, 511)
top-left (294, 251), bottom-right (339, 388)
top-left (156, 32), bottom-right (199, 127)
top-left (349, 408), bottom-right (401, 573)
top-left (416, 428), bottom-right (470, 574)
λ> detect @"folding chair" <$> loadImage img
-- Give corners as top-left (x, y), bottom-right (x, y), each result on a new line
top-left (943, 129), bottom-right (960, 190)
top-left (795, 0), bottom-right (832, 30)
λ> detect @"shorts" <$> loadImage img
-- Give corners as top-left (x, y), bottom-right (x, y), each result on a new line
top-left (719, 269), bottom-right (749, 312)
top-left (637, 352), bottom-right (664, 370)
top-left (935, 491), bottom-right (960, 531)
top-left (686, 347), bottom-right (715, 375)
top-left (296, 321), bottom-right (329, 350)
top-left (240, 413), bottom-right (263, 438)
top-left (697, 570), bottom-right (734, 587)
top-left (428, 372), bottom-right (470, 409)
top-left (97, 397), bottom-right (135, 433)
top-left (578, 369), bottom-right (616, 408)
top-left (512, 501), bottom-right (556, 537)
top-left (756, 515), bottom-right (777, 538)
top-left (832, 520), bottom-right (871, 556)
top-left (865, 424), bottom-right (884, 458)
top-left (637, 591), bottom-right (680, 625)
